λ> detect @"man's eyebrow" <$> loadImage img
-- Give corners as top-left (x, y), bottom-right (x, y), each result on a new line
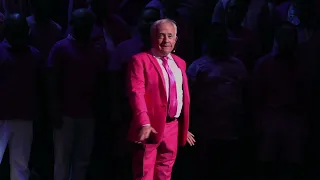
top-left (159, 32), bottom-right (173, 34)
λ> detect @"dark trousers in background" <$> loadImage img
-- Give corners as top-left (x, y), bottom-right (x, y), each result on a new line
top-left (88, 100), bottom-right (133, 180)
top-left (255, 110), bottom-right (308, 180)
top-left (196, 139), bottom-right (241, 180)
top-left (112, 105), bottom-right (133, 180)
top-left (87, 116), bottom-right (113, 180)
top-left (0, 147), bottom-right (9, 180)
top-left (29, 117), bottom-right (53, 180)
top-left (174, 138), bottom-right (244, 180)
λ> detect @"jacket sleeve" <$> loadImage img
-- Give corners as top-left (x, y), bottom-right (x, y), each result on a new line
top-left (127, 56), bottom-right (150, 127)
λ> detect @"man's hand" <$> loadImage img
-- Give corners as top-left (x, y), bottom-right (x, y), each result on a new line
top-left (187, 131), bottom-right (196, 146)
top-left (137, 125), bottom-right (157, 143)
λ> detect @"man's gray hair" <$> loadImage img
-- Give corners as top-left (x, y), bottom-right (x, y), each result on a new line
top-left (150, 18), bottom-right (178, 37)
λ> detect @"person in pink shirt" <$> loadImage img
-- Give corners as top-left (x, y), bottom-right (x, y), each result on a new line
top-left (127, 19), bottom-right (195, 180)
top-left (109, 7), bottom-right (162, 179)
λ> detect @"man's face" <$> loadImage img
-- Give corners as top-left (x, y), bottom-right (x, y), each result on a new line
top-left (225, 1), bottom-right (248, 29)
top-left (151, 22), bottom-right (177, 56)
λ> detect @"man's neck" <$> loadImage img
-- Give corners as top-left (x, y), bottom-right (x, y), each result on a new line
top-left (151, 48), bottom-right (169, 57)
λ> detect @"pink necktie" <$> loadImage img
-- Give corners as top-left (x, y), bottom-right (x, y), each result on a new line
top-left (161, 56), bottom-right (178, 118)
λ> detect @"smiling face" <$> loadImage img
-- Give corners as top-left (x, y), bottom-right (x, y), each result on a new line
top-left (151, 21), bottom-right (177, 56)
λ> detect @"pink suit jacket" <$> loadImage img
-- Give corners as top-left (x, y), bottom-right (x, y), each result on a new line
top-left (127, 51), bottom-right (190, 146)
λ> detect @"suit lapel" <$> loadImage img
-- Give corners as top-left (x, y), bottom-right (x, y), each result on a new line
top-left (147, 52), bottom-right (166, 91)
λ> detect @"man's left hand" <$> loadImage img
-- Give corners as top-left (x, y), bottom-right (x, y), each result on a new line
top-left (187, 131), bottom-right (196, 146)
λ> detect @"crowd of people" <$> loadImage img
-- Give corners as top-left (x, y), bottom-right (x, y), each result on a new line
top-left (0, 0), bottom-right (320, 180)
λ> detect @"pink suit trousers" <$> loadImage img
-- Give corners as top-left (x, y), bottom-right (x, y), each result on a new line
top-left (132, 120), bottom-right (179, 180)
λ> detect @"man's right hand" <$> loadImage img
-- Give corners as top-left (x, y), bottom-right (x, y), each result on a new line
top-left (138, 125), bottom-right (157, 142)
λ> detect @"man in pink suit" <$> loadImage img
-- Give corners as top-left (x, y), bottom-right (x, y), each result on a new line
top-left (127, 18), bottom-right (195, 180)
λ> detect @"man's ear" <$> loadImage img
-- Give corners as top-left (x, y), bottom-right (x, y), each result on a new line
top-left (175, 35), bottom-right (178, 42)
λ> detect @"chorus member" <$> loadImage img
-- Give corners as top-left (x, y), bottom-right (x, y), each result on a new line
top-left (0, 13), bottom-right (41, 180)
top-left (48, 9), bottom-right (106, 180)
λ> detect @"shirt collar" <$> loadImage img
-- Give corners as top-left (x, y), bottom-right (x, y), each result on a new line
top-left (151, 48), bottom-right (173, 61)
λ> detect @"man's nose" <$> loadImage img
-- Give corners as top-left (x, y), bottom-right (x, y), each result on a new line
top-left (163, 35), bottom-right (169, 42)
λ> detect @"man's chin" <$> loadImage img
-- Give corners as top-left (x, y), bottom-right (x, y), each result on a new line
top-left (160, 50), bottom-right (172, 55)
top-left (160, 47), bottom-right (173, 52)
